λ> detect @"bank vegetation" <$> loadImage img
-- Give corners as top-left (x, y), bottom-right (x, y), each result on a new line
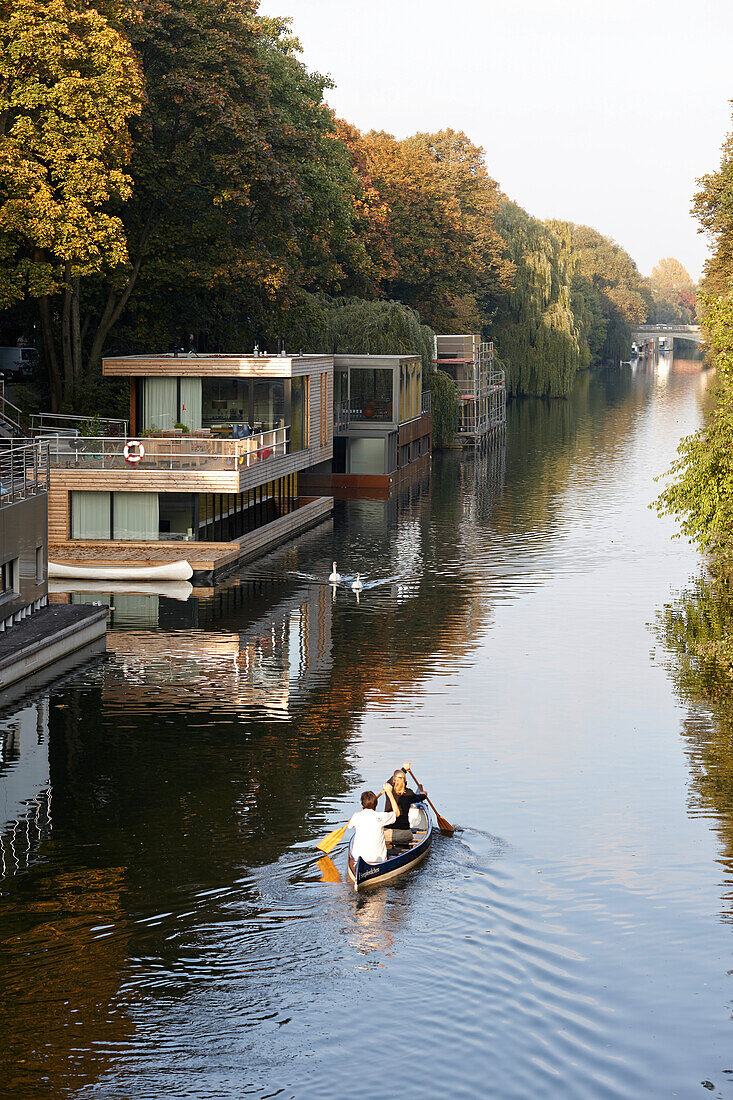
top-left (1, 0), bottom-right (651, 424)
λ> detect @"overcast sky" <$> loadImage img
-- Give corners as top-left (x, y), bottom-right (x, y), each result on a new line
top-left (259, 0), bottom-right (733, 282)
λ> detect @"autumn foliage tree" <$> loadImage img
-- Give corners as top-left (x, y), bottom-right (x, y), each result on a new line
top-left (649, 257), bottom-right (697, 323)
top-left (0, 0), bottom-right (142, 406)
top-left (0, 0), bottom-right (653, 409)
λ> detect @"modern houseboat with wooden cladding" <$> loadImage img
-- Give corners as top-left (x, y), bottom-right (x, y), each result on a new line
top-left (46, 353), bottom-right (334, 583)
top-left (301, 354), bottom-right (432, 497)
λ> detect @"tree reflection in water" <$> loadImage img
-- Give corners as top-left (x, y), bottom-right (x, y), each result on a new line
top-left (658, 572), bottom-right (733, 889)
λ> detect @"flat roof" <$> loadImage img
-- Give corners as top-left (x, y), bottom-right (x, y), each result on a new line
top-left (102, 353), bottom-right (333, 378)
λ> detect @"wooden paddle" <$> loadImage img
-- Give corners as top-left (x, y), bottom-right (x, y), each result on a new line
top-left (316, 823), bottom-right (348, 853)
top-left (407, 768), bottom-right (455, 836)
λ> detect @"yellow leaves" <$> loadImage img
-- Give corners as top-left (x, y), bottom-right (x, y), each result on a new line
top-left (0, 0), bottom-right (142, 289)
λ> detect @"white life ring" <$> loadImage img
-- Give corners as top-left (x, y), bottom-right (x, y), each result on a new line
top-left (124, 439), bottom-right (145, 465)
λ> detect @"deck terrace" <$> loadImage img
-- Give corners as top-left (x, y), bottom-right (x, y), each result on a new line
top-left (49, 495), bottom-right (333, 583)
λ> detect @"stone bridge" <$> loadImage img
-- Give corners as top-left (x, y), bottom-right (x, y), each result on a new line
top-left (632, 324), bottom-right (703, 352)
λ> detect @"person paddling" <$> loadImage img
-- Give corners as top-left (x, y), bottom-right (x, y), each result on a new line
top-left (347, 783), bottom-right (400, 865)
top-left (382, 762), bottom-right (427, 846)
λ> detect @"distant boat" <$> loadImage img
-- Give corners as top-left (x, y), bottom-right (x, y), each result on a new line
top-left (48, 559), bottom-right (193, 582)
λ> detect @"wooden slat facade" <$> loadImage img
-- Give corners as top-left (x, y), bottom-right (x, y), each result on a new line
top-left (102, 354), bottom-right (332, 378)
top-left (49, 496), bottom-right (333, 581)
top-left (48, 360), bottom-right (332, 543)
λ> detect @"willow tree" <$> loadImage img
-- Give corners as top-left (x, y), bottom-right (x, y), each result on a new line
top-left (276, 293), bottom-right (459, 445)
top-left (490, 200), bottom-right (583, 398)
top-left (551, 221), bottom-right (650, 364)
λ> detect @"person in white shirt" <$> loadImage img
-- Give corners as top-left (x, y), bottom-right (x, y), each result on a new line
top-left (347, 783), bottom-right (400, 865)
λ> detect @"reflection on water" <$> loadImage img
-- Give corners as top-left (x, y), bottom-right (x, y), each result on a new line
top-left (5, 357), bottom-right (733, 1098)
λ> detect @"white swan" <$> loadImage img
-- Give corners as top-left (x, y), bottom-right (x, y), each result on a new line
top-left (329, 561), bottom-right (341, 584)
top-left (351, 572), bottom-right (363, 591)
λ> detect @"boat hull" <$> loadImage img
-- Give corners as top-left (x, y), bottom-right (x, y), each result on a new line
top-left (347, 804), bottom-right (433, 891)
top-left (48, 560), bottom-right (193, 582)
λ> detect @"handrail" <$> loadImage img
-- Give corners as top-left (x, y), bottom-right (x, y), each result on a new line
top-left (43, 427), bottom-right (290, 471)
top-left (0, 440), bottom-right (50, 504)
top-left (334, 402), bottom-right (350, 431)
top-left (0, 382), bottom-right (26, 436)
top-left (30, 412), bottom-right (129, 437)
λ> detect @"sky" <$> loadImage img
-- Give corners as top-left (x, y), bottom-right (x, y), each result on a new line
top-left (258, 0), bottom-right (733, 282)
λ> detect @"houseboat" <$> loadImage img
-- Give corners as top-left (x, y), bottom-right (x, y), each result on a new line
top-left (45, 352), bottom-right (334, 583)
top-left (301, 353), bottom-right (432, 497)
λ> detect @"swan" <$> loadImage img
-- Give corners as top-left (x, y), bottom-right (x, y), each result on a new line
top-left (329, 562), bottom-right (341, 584)
top-left (351, 572), bottom-right (363, 591)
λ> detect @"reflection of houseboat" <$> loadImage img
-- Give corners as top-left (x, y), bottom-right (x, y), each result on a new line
top-left (302, 354), bottom-right (432, 497)
top-left (51, 574), bottom-right (333, 719)
top-left (46, 353), bottom-right (335, 583)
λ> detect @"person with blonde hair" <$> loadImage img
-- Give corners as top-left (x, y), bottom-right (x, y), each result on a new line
top-left (382, 761), bottom-right (427, 846)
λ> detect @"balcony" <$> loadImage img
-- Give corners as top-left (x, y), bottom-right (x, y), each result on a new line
top-left (45, 428), bottom-right (295, 493)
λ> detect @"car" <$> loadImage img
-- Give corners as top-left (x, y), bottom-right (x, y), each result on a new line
top-left (0, 346), bottom-right (39, 380)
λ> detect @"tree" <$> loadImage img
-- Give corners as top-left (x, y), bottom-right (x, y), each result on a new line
top-left (353, 129), bottom-right (481, 328)
top-left (553, 222), bottom-right (651, 363)
top-left (81, 8), bottom-right (385, 371)
top-left (404, 130), bottom-right (513, 329)
top-left (490, 202), bottom-right (583, 397)
top-left (649, 257), bottom-right (696, 323)
top-left (0, 0), bottom-right (142, 407)
top-left (655, 293), bottom-right (733, 560)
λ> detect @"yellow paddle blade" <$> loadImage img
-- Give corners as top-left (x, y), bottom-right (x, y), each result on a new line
top-left (316, 856), bottom-right (342, 883)
top-left (316, 824), bottom-right (347, 853)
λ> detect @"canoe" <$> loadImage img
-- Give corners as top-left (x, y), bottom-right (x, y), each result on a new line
top-left (347, 803), bottom-right (433, 892)
top-left (48, 559), bottom-right (193, 581)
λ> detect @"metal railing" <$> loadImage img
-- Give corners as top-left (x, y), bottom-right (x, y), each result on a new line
top-left (634, 324), bottom-right (701, 333)
top-left (44, 426), bottom-right (289, 471)
top-left (334, 402), bottom-right (350, 431)
top-left (30, 412), bottom-right (128, 437)
top-left (0, 440), bottom-right (50, 504)
top-left (0, 382), bottom-right (26, 437)
top-left (421, 389), bottom-right (431, 414)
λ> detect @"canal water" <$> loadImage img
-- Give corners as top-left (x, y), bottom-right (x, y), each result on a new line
top-left (2, 358), bottom-right (731, 1099)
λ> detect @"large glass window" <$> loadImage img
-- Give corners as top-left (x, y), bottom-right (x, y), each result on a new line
top-left (159, 494), bottom-right (196, 540)
top-left (349, 437), bottom-right (385, 475)
top-left (349, 367), bottom-right (393, 422)
top-left (1, 558), bottom-right (16, 598)
top-left (71, 492), bottom-right (196, 541)
top-left (180, 378), bottom-right (202, 430)
top-left (254, 380), bottom-right (285, 433)
top-left (202, 378), bottom-right (250, 433)
top-left (290, 377), bottom-right (307, 451)
top-left (71, 491), bottom-right (111, 539)
top-left (399, 361), bottom-right (421, 421)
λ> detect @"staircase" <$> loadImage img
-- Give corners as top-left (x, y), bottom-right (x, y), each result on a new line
top-left (0, 382), bottom-right (28, 438)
